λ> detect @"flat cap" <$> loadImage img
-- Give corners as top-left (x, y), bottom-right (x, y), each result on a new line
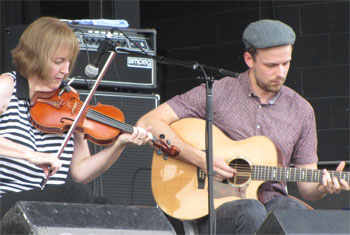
top-left (243, 19), bottom-right (296, 49)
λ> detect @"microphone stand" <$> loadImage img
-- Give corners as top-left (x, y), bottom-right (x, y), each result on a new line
top-left (199, 65), bottom-right (216, 235)
top-left (206, 76), bottom-right (216, 235)
top-left (113, 47), bottom-right (238, 235)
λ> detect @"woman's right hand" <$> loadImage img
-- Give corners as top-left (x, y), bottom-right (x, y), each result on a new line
top-left (26, 150), bottom-right (62, 177)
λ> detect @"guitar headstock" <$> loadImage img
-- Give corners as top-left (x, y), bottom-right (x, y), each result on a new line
top-left (152, 134), bottom-right (180, 160)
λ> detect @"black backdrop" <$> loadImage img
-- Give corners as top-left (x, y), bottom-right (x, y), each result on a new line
top-left (1, 0), bottom-right (348, 163)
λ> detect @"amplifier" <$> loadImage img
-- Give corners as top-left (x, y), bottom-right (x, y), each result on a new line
top-left (69, 24), bottom-right (157, 89)
top-left (3, 23), bottom-right (157, 90)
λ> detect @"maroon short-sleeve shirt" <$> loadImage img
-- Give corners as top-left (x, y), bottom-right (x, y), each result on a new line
top-left (167, 70), bottom-right (318, 203)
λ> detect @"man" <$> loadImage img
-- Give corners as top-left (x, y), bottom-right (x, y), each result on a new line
top-left (137, 19), bottom-right (349, 234)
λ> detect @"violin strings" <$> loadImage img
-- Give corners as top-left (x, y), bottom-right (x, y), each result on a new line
top-left (88, 109), bottom-right (134, 133)
top-left (70, 101), bottom-right (134, 133)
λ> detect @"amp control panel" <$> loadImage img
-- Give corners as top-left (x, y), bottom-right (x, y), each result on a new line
top-left (68, 23), bottom-right (155, 54)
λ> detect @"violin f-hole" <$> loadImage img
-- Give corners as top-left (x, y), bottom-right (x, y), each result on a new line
top-left (60, 117), bottom-right (75, 123)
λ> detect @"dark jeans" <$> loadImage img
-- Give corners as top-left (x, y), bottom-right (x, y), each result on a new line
top-left (0, 182), bottom-right (93, 218)
top-left (198, 196), bottom-right (308, 235)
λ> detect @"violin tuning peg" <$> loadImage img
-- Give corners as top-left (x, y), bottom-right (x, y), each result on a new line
top-left (166, 139), bottom-right (171, 145)
top-left (163, 154), bottom-right (168, 161)
top-left (159, 134), bottom-right (165, 139)
top-left (156, 150), bottom-right (163, 155)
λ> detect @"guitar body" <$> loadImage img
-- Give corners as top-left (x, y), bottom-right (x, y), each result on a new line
top-left (151, 118), bottom-right (279, 220)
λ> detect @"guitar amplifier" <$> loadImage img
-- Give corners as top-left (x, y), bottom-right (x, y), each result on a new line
top-left (70, 24), bottom-right (157, 90)
top-left (3, 23), bottom-right (157, 90)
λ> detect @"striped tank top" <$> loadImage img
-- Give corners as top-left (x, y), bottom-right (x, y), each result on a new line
top-left (0, 72), bottom-right (74, 196)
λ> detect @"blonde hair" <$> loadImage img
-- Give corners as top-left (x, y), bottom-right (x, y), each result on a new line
top-left (11, 16), bottom-right (79, 80)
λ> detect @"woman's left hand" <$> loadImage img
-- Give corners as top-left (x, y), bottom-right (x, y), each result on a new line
top-left (117, 126), bottom-right (153, 146)
top-left (318, 161), bottom-right (350, 194)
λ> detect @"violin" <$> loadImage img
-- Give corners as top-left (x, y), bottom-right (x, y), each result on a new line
top-left (30, 88), bottom-right (180, 158)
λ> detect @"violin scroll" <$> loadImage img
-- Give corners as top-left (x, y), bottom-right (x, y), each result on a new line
top-left (153, 134), bottom-right (180, 160)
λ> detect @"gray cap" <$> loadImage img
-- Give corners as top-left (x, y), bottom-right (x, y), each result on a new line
top-left (243, 19), bottom-right (296, 49)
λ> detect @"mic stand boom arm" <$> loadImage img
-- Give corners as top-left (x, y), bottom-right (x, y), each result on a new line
top-left (115, 48), bottom-right (239, 78)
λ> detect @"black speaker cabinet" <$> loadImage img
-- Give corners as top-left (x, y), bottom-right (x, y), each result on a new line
top-left (77, 91), bottom-right (159, 206)
top-left (256, 209), bottom-right (350, 234)
top-left (1, 201), bottom-right (176, 235)
top-left (3, 23), bottom-right (156, 90)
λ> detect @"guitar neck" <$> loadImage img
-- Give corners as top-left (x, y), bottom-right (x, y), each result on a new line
top-left (251, 165), bottom-right (350, 184)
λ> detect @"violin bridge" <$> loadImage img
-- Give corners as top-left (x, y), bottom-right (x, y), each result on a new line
top-left (72, 101), bottom-right (78, 115)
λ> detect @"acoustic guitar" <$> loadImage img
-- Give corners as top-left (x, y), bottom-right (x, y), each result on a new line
top-left (151, 118), bottom-right (349, 220)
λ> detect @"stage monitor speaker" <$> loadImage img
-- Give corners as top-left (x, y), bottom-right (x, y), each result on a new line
top-left (3, 23), bottom-right (156, 90)
top-left (1, 201), bottom-right (176, 235)
top-left (77, 91), bottom-right (159, 206)
top-left (256, 209), bottom-right (350, 234)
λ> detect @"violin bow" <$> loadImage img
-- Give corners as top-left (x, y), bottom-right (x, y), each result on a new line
top-left (40, 31), bottom-right (116, 188)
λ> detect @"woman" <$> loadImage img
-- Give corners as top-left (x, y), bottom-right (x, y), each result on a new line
top-left (0, 16), bottom-right (152, 217)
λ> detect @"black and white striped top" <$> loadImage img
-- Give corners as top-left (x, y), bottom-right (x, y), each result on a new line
top-left (0, 72), bottom-right (74, 196)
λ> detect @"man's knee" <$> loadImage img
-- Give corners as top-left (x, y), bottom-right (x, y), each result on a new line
top-left (221, 199), bottom-right (265, 211)
top-left (237, 199), bottom-right (267, 221)
top-left (265, 196), bottom-right (308, 213)
top-left (213, 199), bottom-right (267, 234)
top-left (217, 199), bottom-right (267, 220)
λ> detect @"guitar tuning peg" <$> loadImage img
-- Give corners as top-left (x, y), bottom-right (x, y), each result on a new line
top-left (163, 154), bottom-right (168, 160)
top-left (166, 139), bottom-right (171, 145)
top-left (159, 134), bottom-right (165, 139)
top-left (156, 150), bottom-right (163, 155)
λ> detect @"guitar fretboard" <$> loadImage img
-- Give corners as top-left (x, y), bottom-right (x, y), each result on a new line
top-left (251, 165), bottom-right (350, 183)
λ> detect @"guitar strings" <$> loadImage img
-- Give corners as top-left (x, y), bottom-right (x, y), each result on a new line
top-left (227, 164), bottom-right (349, 182)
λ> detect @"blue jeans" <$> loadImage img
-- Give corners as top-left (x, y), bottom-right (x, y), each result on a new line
top-left (198, 196), bottom-right (308, 235)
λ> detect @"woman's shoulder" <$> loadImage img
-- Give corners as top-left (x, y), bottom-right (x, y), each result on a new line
top-left (0, 72), bottom-right (16, 114)
top-left (0, 72), bottom-right (15, 89)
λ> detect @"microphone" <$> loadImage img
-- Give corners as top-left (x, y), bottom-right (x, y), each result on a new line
top-left (85, 30), bottom-right (114, 78)
top-left (218, 68), bottom-right (239, 78)
top-left (193, 64), bottom-right (239, 78)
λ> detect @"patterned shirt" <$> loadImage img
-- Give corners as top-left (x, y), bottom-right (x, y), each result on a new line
top-left (0, 72), bottom-right (74, 196)
top-left (167, 70), bottom-right (318, 203)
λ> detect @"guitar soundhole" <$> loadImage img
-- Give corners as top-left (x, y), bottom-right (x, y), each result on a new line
top-left (228, 158), bottom-right (251, 186)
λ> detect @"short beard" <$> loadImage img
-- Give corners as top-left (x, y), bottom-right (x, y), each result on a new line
top-left (255, 76), bottom-right (284, 93)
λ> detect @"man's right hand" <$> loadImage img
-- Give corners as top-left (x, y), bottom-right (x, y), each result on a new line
top-left (212, 156), bottom-right (236, 182)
